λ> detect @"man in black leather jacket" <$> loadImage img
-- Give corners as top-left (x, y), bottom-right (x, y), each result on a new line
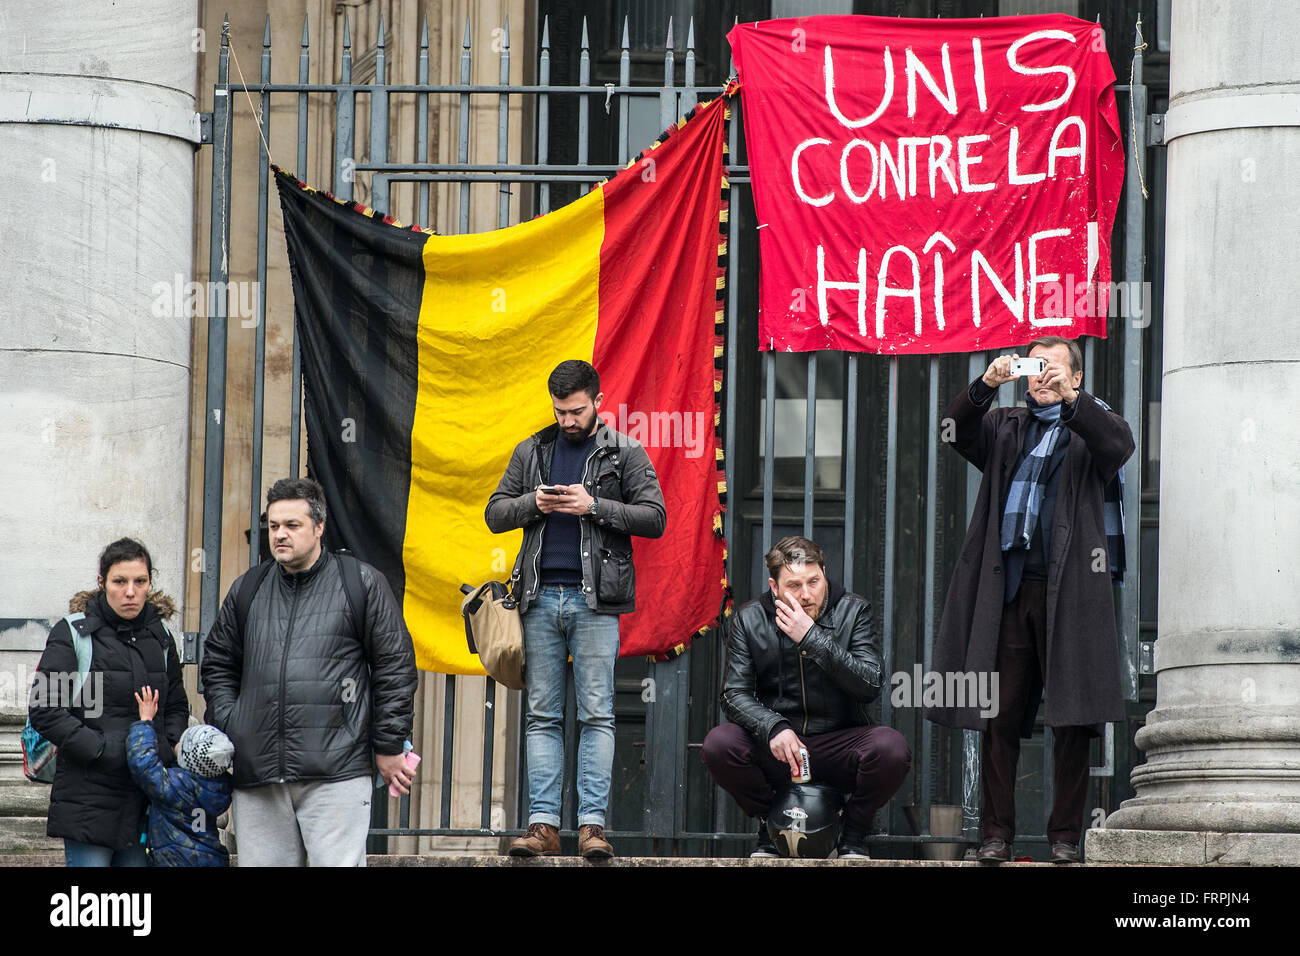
top-left (202, 477), bottom-right (417, 866)
top-left (702, 536), bottom-right (910, 858)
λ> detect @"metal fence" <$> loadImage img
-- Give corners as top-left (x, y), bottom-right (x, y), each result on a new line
top-left (195, 11), bottom-right (1155, 855)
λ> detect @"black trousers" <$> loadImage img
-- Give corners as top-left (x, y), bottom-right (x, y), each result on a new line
top-left (702, 722), bottom-right (911, 832)
top-left (981, 579), bottom-right (1091, 845)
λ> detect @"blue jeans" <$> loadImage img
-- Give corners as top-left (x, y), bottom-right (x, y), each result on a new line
top-left (522, 585), bottom-right (620, 828)
top-left (64, 839), bottom-right (148, 867)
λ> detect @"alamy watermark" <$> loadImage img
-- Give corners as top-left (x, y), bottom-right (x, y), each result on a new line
top-left (151, 274), bottom-right (260, 326)
top-left (1035, 275), bottom-right (1153, 327)
top-left (890, 664), bottom-right (999, 718)
top-left (597, 403), bottom-right (710, 459)
top-left (1, 665), bottom-right (102, 718)
top-left (50, 886), bottom-right (151, 936)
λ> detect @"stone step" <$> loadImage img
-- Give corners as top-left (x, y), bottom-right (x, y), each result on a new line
top-left (0, 851), bottom-right (62, 866)
top-left (0, 816), bottom-right (61, 854)
top-left (362, 855), bottom-right (1069, 867)
top-left (0, 852), bottom-right (1073, 867)
top-left (0, 782), bottom-right (52, 817)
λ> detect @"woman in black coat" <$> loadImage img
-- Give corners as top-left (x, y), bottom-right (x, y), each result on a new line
top-left (28, 538), bottom-right (189, 866)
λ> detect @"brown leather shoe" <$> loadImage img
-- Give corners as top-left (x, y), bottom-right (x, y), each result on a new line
top-left (976, 838), bottom-right (1012, 863)
top-left (578, 824), bottom-right (614, 860)
top-left (508, 823), bottom-right (560, 857)
top-left (1049, 841), bottom-right (1081, 864)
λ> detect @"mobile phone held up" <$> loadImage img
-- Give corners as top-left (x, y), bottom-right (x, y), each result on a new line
top-left (1008, 356), bottom-right (1045, 377)
top-left (538, 485), bottom-right (568, 496)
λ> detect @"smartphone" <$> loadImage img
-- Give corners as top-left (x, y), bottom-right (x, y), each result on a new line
top-left (538, 485), bottom-right (568, 495)
top-left (1008, 356), bottom-right (1046, 377)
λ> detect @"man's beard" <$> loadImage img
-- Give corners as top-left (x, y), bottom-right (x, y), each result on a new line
top-left (561, 415), bottom-right (596, 442)
top-left (806, 591), bottom-right (828, 621)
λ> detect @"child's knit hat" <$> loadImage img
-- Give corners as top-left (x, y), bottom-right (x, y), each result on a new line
top-left (177, 724), bottom-right (234, 778)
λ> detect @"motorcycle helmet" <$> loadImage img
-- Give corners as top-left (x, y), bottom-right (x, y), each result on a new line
top-left (767, 783), bottom-right (844, 858)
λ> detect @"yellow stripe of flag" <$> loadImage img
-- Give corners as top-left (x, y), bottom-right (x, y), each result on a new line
top-left (402, 187), bottom-right (606, 673)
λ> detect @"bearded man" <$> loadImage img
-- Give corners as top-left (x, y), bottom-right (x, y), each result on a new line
top-left (701, 536), bottom-right (911, 858)
top-left (485, 359), bottom-right (666, 859)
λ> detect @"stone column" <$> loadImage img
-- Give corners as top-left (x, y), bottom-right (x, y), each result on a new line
top-left (1087, 0), bottom-right (1300, 865)
top-left (0, 1), bottom-right (199, 835)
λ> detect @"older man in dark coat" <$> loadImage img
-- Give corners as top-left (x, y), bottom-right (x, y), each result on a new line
top-left (926, 336), bottom-right (1134, 865)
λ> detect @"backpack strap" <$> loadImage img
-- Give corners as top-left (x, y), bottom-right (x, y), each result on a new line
top-left (460, 582), bottom-right (487, 654)
top-left (334, 551), bottom-right (372, 645)
top-left (234, 560), bottom-right (276, 644)
top-left (232, 554), bottom-right (370, 644)
top-left (63, 613), bottom-right (93, 702)
top-left (147, 617), bottom-right (179, 668)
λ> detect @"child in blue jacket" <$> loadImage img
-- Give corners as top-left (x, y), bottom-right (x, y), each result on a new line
top-left (127, 686), bottom-right (233, 867)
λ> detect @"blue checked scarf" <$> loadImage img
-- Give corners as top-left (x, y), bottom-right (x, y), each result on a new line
top-left (1000, 394), bottom-right (1126, 581)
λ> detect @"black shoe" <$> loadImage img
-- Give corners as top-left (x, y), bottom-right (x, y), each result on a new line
top-left (837, 824), bottom-right (870, 860)
top-left (751, 818), bottom-right (780, 859)
top-left (1049, 841), bottom-right (1081, 864)
top-left (976, 838), bottom-right (1012, 863)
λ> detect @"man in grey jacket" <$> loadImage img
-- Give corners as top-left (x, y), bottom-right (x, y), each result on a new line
top-left (486, 360), bottom-right (665, 859)
top-left (201, 477), bottom-right (417, 866)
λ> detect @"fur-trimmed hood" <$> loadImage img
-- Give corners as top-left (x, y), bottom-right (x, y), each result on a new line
top-left (69, 589), bottom-right (177, 620)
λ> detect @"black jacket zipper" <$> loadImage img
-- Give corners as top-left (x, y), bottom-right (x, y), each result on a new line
top-left (529, 446), bottom-right (547, 595)
top-left (277, 575), bottom-right (302, 780)
top-left (799, 654), bottom-right (808, 735)
top-left (576, 444), bottom-right (604, 595)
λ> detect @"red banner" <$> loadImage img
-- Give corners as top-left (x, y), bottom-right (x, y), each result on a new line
top-left (728, 14), bottom-right (1125, 354)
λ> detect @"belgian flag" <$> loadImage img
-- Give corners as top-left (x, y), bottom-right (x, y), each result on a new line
top-left (275, 94), bottom-right (731, 673)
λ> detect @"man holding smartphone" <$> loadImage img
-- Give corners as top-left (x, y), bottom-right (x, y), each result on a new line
top-left (926, 336), bottom-right (1134, 864)
top-left (702, 536), bottom-right (911, 858)
top-left (485, 360), bottom-right (665, 859)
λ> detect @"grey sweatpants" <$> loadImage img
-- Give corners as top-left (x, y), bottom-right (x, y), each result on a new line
top-left (231, 775), bottom-right (373, 867)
